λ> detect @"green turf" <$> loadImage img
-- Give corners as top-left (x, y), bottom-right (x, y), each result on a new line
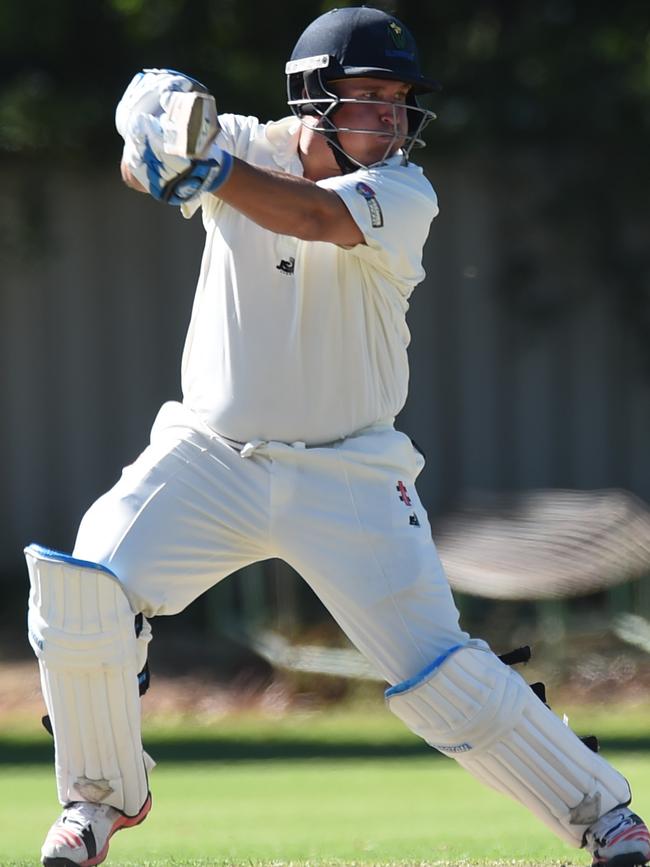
top-left (1, 706), bottom-right (649, 867)
top-left (3, 701), bottom-right (650, 763)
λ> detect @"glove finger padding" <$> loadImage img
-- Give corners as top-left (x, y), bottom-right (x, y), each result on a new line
top-left (115, 68), bottom-right (208, 141)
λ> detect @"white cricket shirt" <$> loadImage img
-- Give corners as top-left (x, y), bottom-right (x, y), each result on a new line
top-left (180, 114), bottom-right (438, 445)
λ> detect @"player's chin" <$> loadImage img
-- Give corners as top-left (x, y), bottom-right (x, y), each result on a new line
top-left (367, 139), bottom-right (404, 162)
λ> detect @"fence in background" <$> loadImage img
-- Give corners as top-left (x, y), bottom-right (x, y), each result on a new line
top-left (2, 149), bottom-right (649, 639)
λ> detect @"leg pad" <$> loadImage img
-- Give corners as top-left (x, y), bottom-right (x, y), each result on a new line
top-left (26, 544), bottom-right (151, 816)
top-left (386, 641), bottom-right (630, 846)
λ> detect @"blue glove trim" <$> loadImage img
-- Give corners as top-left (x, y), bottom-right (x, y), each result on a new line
top-left (143, 137), bottom-right (166, 200)
top-left (140, 135), bottom-right (234, 206)
top-left (162, 150), bottom-right (234, 206)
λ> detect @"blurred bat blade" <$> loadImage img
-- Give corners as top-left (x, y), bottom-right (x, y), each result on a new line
top-left (613, 613), bottom-right (650, 654)
top-left (223, 622), bottom-right (384, 681)
top-left (432, 488), bottom-right (650, 599)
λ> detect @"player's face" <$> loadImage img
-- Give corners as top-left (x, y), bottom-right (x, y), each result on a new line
top-left (328, 77), bottom-right (411, 164)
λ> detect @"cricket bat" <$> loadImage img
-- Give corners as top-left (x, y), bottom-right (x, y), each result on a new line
top-left (161, 90), bottom-right (219, 158)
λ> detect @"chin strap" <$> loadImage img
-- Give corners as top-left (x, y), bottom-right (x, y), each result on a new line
top-left (307, 103), bottom-right (360, 174)
top-left (320, 125), bottom-right (360, 175)
top-left (326, 134), bottom-right (359, 174)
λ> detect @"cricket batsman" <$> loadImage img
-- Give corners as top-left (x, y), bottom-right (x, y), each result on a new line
top-left (25, 7), bottom-right (650, 867)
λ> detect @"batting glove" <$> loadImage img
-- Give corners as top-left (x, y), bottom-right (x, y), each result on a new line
top-left (115, 68), bottom-right (207, 140)
top-left (126, 113), bottom-right (233, 206)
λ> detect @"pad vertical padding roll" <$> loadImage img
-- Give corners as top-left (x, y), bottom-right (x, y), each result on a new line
top-left (26, 544), bottom-right (150, 816)
top-left (386, 642), bottom-right (630, 847)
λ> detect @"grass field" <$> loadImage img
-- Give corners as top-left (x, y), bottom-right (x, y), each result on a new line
top-left (1, 704), bottom-right (649, 867)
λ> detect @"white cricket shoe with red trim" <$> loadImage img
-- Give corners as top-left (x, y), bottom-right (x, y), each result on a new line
top-left (585, 807), bottom-right (650, 867)
top-left (41, 794), bottom-right (152, 867)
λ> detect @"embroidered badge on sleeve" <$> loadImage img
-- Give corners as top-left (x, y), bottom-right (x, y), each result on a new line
top-left (355, 181), bottom-right (384, 228)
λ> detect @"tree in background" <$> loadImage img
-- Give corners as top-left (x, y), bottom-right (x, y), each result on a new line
top-left (1, 0), bottom-right (649, 157)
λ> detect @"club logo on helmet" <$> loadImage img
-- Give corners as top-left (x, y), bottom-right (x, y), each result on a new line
top-left (388, 21), bottom-right (406, 49)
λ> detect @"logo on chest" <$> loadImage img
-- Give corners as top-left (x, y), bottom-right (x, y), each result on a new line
top-left (276, 256), bottom-right (295, 275)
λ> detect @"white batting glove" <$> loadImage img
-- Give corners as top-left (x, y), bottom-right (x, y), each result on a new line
top-left (117, 68), bottom-right (228, 206)
top-left (126, 113), bottom-right (233, 206)
top-left (115, 68), bottom-right (205, 140)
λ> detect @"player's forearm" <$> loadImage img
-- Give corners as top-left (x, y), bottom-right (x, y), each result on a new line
top-left (214, 158), bottom-right (363, 246)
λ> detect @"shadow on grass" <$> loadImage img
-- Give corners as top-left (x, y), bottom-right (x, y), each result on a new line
top-left (2, 733), bottom-right (650, 765)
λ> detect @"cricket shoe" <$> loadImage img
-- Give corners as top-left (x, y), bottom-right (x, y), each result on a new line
top-left (41, 794), bottom-right (152, 866)
top-left (585, 806), bottom-right (650, 867)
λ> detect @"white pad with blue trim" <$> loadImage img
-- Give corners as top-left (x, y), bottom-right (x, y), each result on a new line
top-left (26, 544), bottom-right (152, 816)
top-left (386, 641), bottom-right (630, 846)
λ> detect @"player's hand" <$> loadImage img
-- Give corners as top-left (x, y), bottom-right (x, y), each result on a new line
top-left (124, 113), bottom-right (233, 205)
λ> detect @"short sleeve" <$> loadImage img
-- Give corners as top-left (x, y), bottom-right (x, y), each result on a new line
top-left (317, 162), bottom-right (438, 293)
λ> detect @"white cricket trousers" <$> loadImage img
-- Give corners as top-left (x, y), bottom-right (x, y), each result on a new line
top-left (73, 401), bottom-right (467, 685)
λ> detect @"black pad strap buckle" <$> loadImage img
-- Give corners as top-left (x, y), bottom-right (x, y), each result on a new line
top-left (498, 645), bottom-right (532, 666)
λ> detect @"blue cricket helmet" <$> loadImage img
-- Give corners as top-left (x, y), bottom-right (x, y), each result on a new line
top-left (286, 6), bottom-right (440, 97)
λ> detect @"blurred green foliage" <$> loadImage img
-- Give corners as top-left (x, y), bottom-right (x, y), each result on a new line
top-left (1, 0), bottom-right (649, 159)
